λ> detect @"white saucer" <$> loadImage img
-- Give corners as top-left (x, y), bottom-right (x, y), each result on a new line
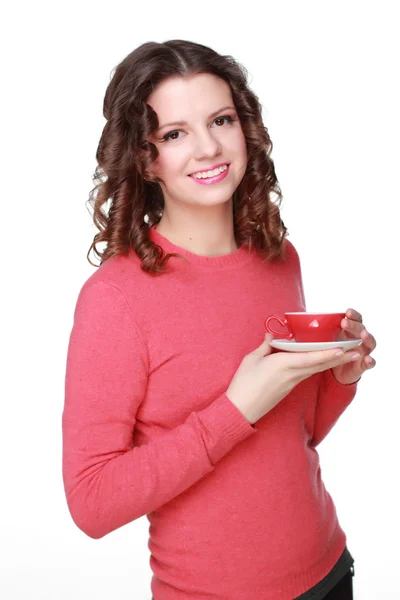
top-left (270, 339), bottom-right (363, 352)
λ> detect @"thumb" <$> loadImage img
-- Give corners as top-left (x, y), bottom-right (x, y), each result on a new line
top-left (255, 332), bottom-right (274, 356)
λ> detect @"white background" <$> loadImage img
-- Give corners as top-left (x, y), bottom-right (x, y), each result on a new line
top-left (1, 1), bottom-right (398, 598)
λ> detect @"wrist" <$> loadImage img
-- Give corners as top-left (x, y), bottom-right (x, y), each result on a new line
top-left (330, 367), bottom-right (361, 386)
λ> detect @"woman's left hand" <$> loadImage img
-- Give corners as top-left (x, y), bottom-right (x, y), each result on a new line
top-left (331, 308), bottom-right (377, 385)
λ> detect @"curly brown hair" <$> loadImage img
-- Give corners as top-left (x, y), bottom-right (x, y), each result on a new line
top-left (86, 39), bottom-right (288, 275)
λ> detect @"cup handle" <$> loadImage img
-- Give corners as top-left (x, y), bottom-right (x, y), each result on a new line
top-left (264, 316), bottom-right (294, 340)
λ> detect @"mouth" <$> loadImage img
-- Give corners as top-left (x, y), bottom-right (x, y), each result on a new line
top-left (188, 163), bottom-right (230, 183)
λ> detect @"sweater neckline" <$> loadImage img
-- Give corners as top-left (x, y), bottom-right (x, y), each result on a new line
top-left (149, 224), bottom-right (254, 269)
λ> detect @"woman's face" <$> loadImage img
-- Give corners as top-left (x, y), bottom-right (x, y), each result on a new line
top-left (146, 73), bottom-right (248, 209)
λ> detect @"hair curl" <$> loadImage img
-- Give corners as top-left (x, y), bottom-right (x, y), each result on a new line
top-left (86, 39), bottom-right (289, 275)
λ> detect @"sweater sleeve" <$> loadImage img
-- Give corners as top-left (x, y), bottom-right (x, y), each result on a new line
top-left (310, 369), bottom-right (359, 447)
top-left (62, 281), bottom-right (255, 539)
top-left (286, 239), bottom-right (360, 447)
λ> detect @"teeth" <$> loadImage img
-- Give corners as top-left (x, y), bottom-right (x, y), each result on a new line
top-left (192, 164), bottom-right (228, 179)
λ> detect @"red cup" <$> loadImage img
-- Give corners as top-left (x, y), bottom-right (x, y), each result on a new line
top-left (264, 312), bottom-right (346, 343)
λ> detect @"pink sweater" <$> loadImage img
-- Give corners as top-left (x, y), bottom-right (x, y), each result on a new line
top-left (62, 225), bottom-right (359, 599)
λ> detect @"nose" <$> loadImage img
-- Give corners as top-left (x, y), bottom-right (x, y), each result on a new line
top-left (192, 129), bottom-right (222, 159)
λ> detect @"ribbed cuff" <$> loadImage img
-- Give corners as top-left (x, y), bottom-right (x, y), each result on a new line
top-left (328, 368), bottom-right (361, 388)
top-left (195, 392), bottom-right (257, 465)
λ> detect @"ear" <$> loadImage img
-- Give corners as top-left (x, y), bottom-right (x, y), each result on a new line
top-left (144, 170), bottom-right (155, 182)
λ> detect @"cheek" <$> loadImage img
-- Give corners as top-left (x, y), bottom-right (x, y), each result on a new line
top-left (154, 148), bottom-right (188, 178)
top-left (231, 131), bottom-right (248, 172)
top-left (236, 130), bottom-right (248, 156)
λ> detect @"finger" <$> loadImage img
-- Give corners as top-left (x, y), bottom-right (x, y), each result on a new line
top-left (345, 308), bottom-right (362, 322)
top-left (342, 317), bottom-right (363, 336)
top-left (349, 326), bottom-right (377, 353)
top-left (360, 328), bottom-right (377, 351)
top-left (302, 350), bottom-right (362, 378)
top-left (359, 354), bottom-right (376, 375)
top-left (364, 355), bottom-right (376, 369)
top-left (342, 319), bottom-right (375, 347)
top-left (289, 347), bottom-right (359, 370)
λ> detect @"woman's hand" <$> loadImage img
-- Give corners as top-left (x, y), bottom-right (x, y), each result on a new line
top-left (331, 308), bottom-right (377, 385)
top-left (226, 332), bottom-right (366, 425)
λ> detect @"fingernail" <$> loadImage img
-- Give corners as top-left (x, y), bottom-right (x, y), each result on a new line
top-left (350, 353), bottom-right (360, 360)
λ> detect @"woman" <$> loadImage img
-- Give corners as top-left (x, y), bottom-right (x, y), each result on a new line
top-left (62, 39), bottom-right (376, 599)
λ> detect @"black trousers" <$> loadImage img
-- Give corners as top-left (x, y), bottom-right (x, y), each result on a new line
top-left (151, 568), bottom-right (353, 599)
top-left (323, 568), bottom-right (353, 599)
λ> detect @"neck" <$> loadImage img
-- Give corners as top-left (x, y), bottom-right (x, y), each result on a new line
top-left (155, 202), bottom-right (238, 257)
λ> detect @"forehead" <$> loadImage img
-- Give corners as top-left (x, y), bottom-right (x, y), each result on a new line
top-left (147, 73), bottom-right (233, 119)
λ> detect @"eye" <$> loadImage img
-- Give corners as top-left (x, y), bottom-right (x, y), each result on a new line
top-left (161, 115), bottom-right (237, 142)
top-left (162, 130), bottom-right (183, 142)
top-left (213, 115), bottom-right (236, 127)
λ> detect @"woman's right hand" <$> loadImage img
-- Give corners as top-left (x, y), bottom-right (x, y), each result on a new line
top-left (226, 333), bottom-right (361, 425)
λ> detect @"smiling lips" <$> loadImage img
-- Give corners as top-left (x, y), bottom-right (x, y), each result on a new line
top-left (190, 164), bottom-right (229, 179)
top-left (189, 164), bottom-right (230, 185)
top-left (190, 162), bottom-right (229, 177)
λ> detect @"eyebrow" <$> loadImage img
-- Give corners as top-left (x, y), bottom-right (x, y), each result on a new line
top-left (156, 106), bottom-right (237, 132)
